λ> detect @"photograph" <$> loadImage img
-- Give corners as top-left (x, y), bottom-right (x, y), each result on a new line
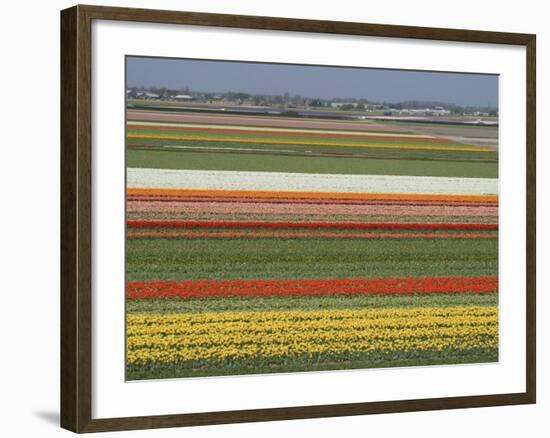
top-left (124, 57), bottom-right (499, 380)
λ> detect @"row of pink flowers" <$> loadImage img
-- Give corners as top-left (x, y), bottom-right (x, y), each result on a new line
top-left (127, 231), bottom-right (497, 239)
top-left (127, 200), bottom-right (498, 217)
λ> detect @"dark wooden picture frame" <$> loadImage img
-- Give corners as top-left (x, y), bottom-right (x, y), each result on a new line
top-left (61, 4), bottom-right (536, 433)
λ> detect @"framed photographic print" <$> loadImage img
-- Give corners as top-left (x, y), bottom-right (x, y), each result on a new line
top-left (60, 4), bottom-right (536, 433)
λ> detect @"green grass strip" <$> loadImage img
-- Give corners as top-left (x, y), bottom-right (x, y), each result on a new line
top-left (127, 148), bottom-right (497, 178)
top-left (126, 347), bottom-right (498, 380)
top-left (127, 237), bottom-right (498, 281)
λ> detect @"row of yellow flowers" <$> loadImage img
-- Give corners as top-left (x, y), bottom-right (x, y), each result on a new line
top-left (127, 306), bottom-right (498, 364)
top-left (127, 312), bottom-right (496, 336)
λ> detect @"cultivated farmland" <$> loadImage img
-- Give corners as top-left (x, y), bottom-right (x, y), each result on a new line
top-left (126, 108), bottom-right (499, 380)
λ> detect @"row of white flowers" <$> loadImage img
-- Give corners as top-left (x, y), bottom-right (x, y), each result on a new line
top-left (127, 168), bottom-right (498, 196)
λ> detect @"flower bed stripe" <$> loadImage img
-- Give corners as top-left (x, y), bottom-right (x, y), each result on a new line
top-left (127, 133), bottom-right (494, 152)
top-left (127, 214), bottom-right (498, 225)
top-left (127, 231), bottom-right (498, 240)
top-left (126, 188), bottom-right (498, 203)
top-left (127, 195), bottom-right (497, 207)
top-left (126, 119), bottom-right (422, 137)
top-left (126, 306), bottom-right (498, 363)
top-left (127, 124), bottom-right (451, 143)
top-left (127, 220), bottom-right (498, 231)
top-left (127, 277), bottom-right (498, 299)
top-left (127, 168), bottom-right (498, 195)
top-left (127, 200), bottom-right (498, 217)
top-left (127, 293), bottom-right (499, 314)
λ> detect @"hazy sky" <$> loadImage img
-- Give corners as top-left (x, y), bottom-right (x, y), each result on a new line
top-left (127, 56), bottom-right (498, 107)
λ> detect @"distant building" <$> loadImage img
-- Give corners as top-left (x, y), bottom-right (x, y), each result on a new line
top-left (430, 106), bottom-right (451, 116)
top-left (330, 102), bottom-right (358, 108)
top-left (398, 107), bottom-right (451, 116)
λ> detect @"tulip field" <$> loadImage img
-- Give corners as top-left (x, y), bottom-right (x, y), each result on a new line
top-left (126, 109), bottom-right (499, 380)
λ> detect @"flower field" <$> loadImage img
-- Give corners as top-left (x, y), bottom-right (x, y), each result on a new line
top-left (126, 109), bottom-right (499, 380)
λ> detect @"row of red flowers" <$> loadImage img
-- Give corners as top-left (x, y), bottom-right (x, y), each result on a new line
top-left (127, 221), bottom-right (498, 230)
top-left (127, 277), bottom-right (499, 300)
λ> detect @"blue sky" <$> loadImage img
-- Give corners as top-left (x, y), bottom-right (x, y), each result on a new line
top-left (127, 56), bottom-right (498, 107)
